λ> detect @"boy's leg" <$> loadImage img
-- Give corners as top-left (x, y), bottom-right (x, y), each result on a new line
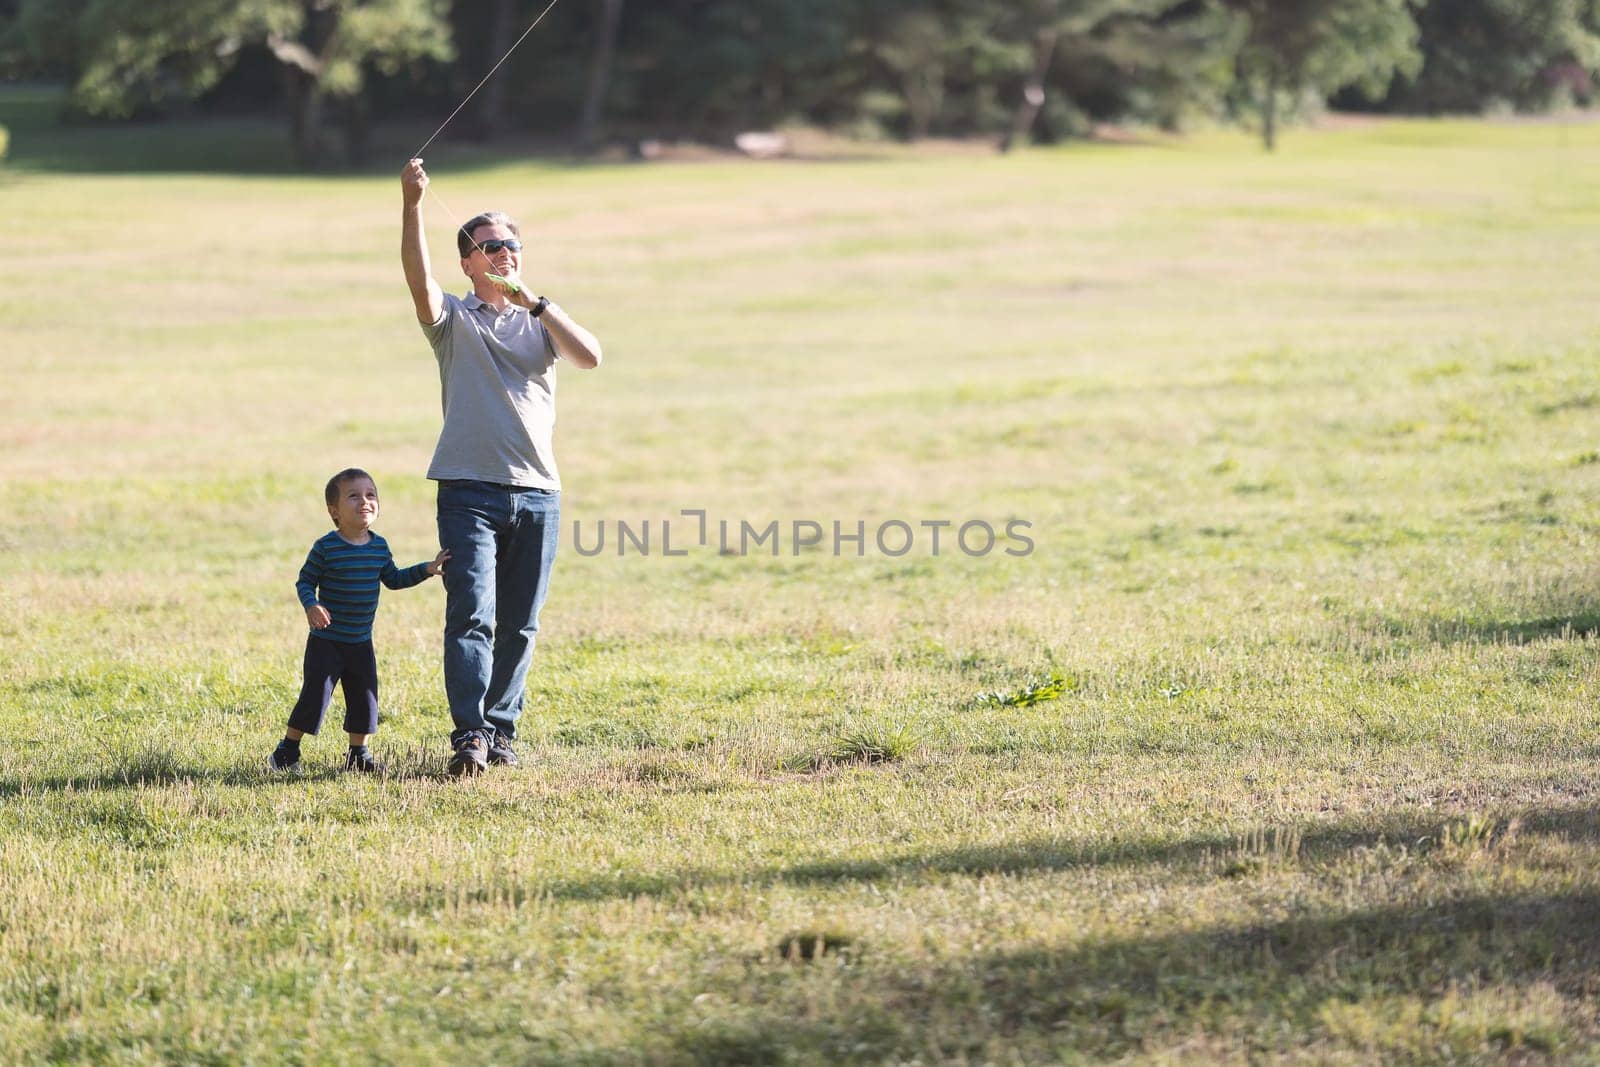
top-left (287, 635), bottom-right (342, 736)
top-left (273, 636), bottom-right (339, 771)
top-left (336, 642), bottom-right (384, 773)
top-left (437, 481), bottom-right (511, 742)
top-left (483, 490), bottom-right (560, 742)
top-left (337, 640), bottom-right (381, 738)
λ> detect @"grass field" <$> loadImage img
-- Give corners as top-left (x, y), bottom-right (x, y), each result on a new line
top-left (3, 90), bottom-right (1600, 1062)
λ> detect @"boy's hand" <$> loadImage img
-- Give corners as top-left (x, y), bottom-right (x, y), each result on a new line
top-left (427, 549), bottom-right (451, 576)
top-left (306, 605), bottom-right (331, 630)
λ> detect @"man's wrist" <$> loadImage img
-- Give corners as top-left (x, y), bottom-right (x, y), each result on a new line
top-left (531, 295), bottom-right (550, 318)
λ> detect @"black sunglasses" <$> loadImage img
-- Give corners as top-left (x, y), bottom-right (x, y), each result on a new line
top-left (475, 238), bottom-right (521, 255)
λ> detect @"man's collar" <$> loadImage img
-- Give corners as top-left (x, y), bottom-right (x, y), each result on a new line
top-left (464, 291), bottom-right (521, 313)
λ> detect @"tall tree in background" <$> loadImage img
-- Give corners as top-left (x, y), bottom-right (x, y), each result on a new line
top-left (43, 0), bottom-right (452, 165)
top-left (477, 0), bottom-right (516, 139)
top-left (576, 0), bottom-right (624, 151)
top-left (1391, 0), bottom-right (1600, 112)
top-left (872, 8), bottom-right (951, 141)
top-left (1225, 0), bottom-right (1422, 149)
top-left (1, 0), bottom-right (91, 83)
top-left (1063, 2), bottom-right (1244, 133)
top-left (993, 0), bottom-right (1196, 152)
top-left (16, 0), bottom-right (1600, 161)
top-left (602, 0), bottom-right (858, 138)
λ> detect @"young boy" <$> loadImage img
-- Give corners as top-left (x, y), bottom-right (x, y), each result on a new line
top-left (269, 468), bottom-right (449, 774)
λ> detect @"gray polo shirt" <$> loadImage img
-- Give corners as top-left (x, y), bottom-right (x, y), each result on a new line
top-left (422, 292), bottom-right (562, 490)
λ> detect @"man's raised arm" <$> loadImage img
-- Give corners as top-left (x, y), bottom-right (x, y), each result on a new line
top-left (401, 158), bottom-right (445, 326)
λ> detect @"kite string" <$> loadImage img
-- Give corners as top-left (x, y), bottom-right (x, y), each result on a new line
top-left (418, 180), bottom-right (471, 261)
top-left (419, 174), bottom-right (486, 266)
top-left (411, 0), bottom-right (565, 160)
top-left (409, 0), bottom-right (566, 267)
top-left (420, 176), bottom-right (512, 275)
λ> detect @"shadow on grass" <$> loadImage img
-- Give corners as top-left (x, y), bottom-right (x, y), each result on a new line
top-left (0, 764), bottom-right (336, 796)
top-left (533, 803), bottom-right (1600, 904)
top-left (1366, 568), bottom-right (1600, 647)
top-left (1400, 611), bottom-right (1600, 646)
top-left (0, 743), bottom-right (459, 796)
top-left (635, 886), bottom-right (1600, 1064)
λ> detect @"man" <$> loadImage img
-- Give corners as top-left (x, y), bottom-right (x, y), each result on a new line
top-left (400, 157), bottom-right (603, 776)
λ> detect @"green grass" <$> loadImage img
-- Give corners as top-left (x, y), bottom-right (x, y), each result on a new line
top-left (3, 93), bottom-right (1600, 1062)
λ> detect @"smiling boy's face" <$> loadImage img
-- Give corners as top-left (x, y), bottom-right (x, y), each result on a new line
top-left (328, 476), bottom-right (379, 534)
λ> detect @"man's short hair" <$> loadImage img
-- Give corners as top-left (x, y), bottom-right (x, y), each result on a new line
top-left (325, 468), bottom-right (374, 506)
top-left (457, 211), bottom-right (521, 258)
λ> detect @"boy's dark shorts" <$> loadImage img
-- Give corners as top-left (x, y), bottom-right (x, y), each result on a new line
top-left (288, 634), bottom-right (379, 736)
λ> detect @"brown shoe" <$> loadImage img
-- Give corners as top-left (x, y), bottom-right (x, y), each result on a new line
top-left (448, 732), bottom-right (488, 777)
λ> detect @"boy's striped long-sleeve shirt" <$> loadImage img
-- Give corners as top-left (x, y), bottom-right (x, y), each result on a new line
top-left (295, 531), bottom-right (433, 643)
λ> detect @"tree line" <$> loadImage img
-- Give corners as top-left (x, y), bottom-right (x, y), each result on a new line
top-left (3, 0), bottom-right (1598, 164)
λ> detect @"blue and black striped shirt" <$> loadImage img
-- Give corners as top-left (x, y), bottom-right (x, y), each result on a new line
top-left (295, 531), bottom-right (433, 643)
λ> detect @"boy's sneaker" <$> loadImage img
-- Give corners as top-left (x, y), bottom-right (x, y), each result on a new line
top-left (344, 747), bottom-right (384, 775)
top-left (487, 728), bottom-right (519, 767)
top-left (267, 741), bottom-right (302, 774)
top-left (448, 732), bottom-right (488, 777)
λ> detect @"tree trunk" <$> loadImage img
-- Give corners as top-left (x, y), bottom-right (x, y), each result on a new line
top-left (1262, 64), bottom-right (1279, 151)
top-left (479, 0), bottom-right (516, 140)
top-left (271, 2), bottom-right (337, 167)
top-left (299, 89), bottom-right (326, 166)
top-left (1001, 27), bottom-right (1059, 153)
top-left (283, 66), bottom-right (325, 167)
top-left (576, 0), bottom-right (624, 152)
top-left (341, 93), bottom-right (371, 165)
top-left (902, 65), bottom-right (942, 141)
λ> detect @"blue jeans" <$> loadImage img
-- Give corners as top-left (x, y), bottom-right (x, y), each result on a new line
top-left (436, 480), bottom-right (559, 743)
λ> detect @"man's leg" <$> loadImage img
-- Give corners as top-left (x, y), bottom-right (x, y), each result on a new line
top-left (437, 481), bottom-right (509, 743)
top-left (483, 489), bottom-right (560, 741)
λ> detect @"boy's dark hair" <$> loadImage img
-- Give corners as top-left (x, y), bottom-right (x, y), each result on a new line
top-left (457, 211), bottom-right (520, 258)
top-left (325, 468), bottom-right (375, 506)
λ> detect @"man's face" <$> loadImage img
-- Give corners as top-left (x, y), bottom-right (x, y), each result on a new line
top-left (328, 476), bottom-right (379, 533)
top-left (462, 223), bottom-right (521, 282)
